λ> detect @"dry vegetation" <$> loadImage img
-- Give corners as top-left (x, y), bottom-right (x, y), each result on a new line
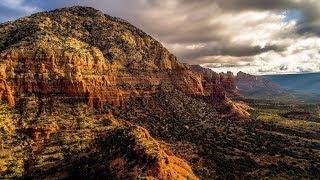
top-left (0, 95), bottom-right (198, 179)
top-left (1, 89), bottom-right (319, 179)
top-left (0, 6), bottom-right (319, 179)
top-left (113, 91), bottom-right (320, 179)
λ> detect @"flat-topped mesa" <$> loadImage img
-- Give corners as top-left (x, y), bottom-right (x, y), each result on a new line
top-left (0, 6), bottom-right (204, 108)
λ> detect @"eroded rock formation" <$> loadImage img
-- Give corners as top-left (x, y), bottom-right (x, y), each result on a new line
top-left (191, 65), bottom-right (239, 101)
top-left (103, 126), bottom-right (198, 179)
top-left (191, 65), bottom-right (250, 120)
top-left (0, 6), bottom-right (252, 179)
top-left (0, 7), bottom-right (206, 109)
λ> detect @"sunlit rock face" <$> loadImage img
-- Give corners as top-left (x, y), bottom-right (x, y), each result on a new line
top-left (191, 65), bottom-right (239, 101)
top-left (191, 65), bottom-right (251, 121)
top-left (0, 6), bottom-right (254, 179)
top-left (0, 6), bottom-right (207, 179)
top-left (0, 6), bottom-right (207, 109)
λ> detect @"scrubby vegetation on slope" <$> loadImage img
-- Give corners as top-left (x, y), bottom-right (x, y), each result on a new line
top-left (0, 97), bottom-right (197, 179)
top-left (114, 91), bottom-right (320, 179)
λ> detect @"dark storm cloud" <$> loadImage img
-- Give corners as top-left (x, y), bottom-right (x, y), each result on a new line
top-left (181, 44), bottom-right (285, 60)
top-left (11, 0), bottom-right (320, 43)
top-left (219, 0), bottom-right (318, 37)
top-left (215, 0), bottom-right (294, 11)
top-left (295, 3), bottom-right (320, 36)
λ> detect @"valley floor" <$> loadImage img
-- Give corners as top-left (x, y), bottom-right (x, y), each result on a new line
top-left (0, 93), bottom-right (319, 179)
top-left (114, 93), bottom-right (320, 179)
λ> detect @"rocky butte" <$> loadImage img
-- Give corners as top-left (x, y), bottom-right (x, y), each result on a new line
top-left (0, 6), bottom-right (250, 179)
top-left (0, 6), bottom-right (206, 109)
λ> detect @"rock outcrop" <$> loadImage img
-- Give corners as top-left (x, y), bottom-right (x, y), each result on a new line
top-left (0, 6), bottom-right (252, 179)
top-left (0, 78), bottom-right (14, 106)
top-left (191, 65), bottom-right (239, 102)
top-left (0, 6), bottom-right (204, 109)
top-left (103, 126), bottom-right (198, 180)
top-left (191, 65), bottom-right (250, 120)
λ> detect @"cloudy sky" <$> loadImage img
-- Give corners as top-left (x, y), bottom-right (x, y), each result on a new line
top-left (1, 0), bottom-right (320, 75)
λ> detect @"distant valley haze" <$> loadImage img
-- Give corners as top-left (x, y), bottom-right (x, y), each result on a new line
top-left (263, 72), bottom-right (320, 95)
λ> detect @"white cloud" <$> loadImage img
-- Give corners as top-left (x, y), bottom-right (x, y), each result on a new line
top-left (186, 44), bottom-right (206, 50)
top-left (0, 0), bottom-right (39, 20)
top-left (206, 36), bottom-right (320, 75)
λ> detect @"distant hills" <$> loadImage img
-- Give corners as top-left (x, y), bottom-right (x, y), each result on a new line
top-left (236, 71), bottom-right (320, 102)
top-left (236, 71), bottom-right (287, 97)
top-left (263, 73), bottom-right (320, 96)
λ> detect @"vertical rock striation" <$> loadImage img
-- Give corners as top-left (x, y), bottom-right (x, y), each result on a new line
top-left (0, 6), bottom-right (205, 109)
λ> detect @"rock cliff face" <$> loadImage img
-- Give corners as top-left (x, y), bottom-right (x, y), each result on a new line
top-left (191, 65), bottom-right (239, 102)
top-left (102, 125), bottom-right (198, 180)
top-left (0, 6), bottom-right (204, 109)
top-left (0, 78), bottom-right (14, 106)
top-left (191, 65), bottom-right (250, 121)
top-left (0, 6), bottom-right (250, 179)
